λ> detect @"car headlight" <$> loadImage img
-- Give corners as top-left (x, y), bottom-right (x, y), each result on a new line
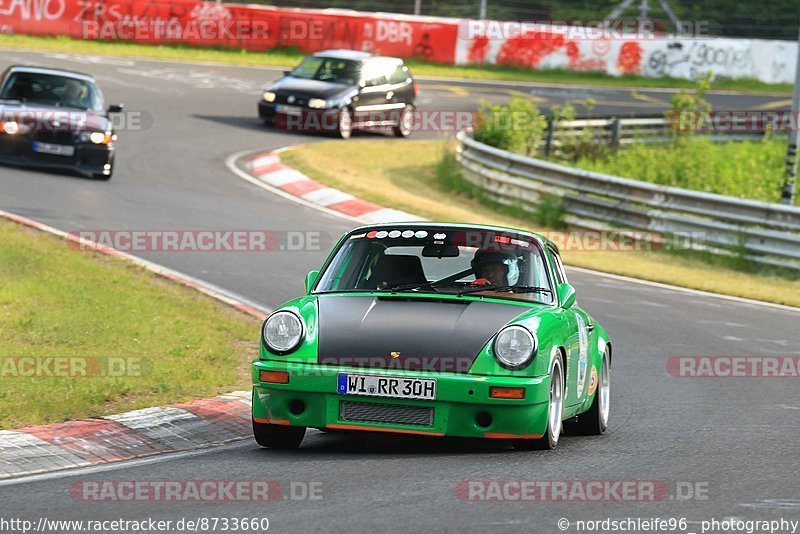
top-left (308, 98), bottom-right (328, 109)
top-left (1, 121), bottom-right (20, 135)
top-left (263, 91), bottom-right (276, 102)
top-left (262, 311), bottom-right (304, 354)
top-left (79, 131), bottom-right (114, 145)
top-left (493, 325), bottom-right (537, 369)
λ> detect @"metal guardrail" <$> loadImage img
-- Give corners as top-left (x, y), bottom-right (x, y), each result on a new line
top-left (540, 116), bottom-right (770, 156)
top-left (455, 130), bottom-right (800, 270)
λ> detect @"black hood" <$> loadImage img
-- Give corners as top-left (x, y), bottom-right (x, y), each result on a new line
top-left (317, 296), bottom-right (526, 373)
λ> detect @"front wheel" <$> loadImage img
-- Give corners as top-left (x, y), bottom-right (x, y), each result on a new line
top-left (337, 107), bottom-right (353, 139)
top-left (392, 104), bottom-right (415, 138)
top-left (514, 353), bottom-right (564, 451)
top-left (253, 420), bottom-right (306, 449)
top-left (564, 348), bottom-right (610, 435)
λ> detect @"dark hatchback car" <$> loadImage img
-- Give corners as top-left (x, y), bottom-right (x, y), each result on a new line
top-left (258, 49), bottom-right (417, 139)
top-left (0, 66), bottom-right (123, 180)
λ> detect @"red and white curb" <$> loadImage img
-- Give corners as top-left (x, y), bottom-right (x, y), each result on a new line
top-left (0, 392), bottom-right (251, 480)
top-left (0, 210), bottom-right (268, 480)
top-left (243, 149), bottom-right (423, 224)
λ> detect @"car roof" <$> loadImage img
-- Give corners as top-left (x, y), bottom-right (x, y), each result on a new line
top-left (311, 49), bottom-right (373, 61)
top-left (3, 65), bottom-right (97, 84)
top-left (348, 221), bottom-right (558, 252)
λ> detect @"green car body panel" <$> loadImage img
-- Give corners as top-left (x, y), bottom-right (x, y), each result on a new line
top-left (252, 222), bottom-right (611, 441)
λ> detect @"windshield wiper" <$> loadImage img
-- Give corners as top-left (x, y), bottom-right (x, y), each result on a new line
top-left (377, 281), bottom-right (442, 294)
top-left (458, 284), bottom-right (553, 297)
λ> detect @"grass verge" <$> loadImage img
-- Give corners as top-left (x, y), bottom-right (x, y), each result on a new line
top-left (570, 137), bottom-right (793, 205)
top-left (0, 34), bottom-right (792, 94)
top-left (0, 218), bottom-right (259, 429)
top-left (280, 138), bottom-right (800, 308)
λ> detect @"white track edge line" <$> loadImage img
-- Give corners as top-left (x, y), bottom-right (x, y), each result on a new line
top-left (0, 209), bottom-right (271, 317)
top-left (226, 148), bottom-right (365, 224)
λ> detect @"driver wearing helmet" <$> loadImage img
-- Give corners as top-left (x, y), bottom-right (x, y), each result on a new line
top-left (471, 250), bottom-right (520, 287)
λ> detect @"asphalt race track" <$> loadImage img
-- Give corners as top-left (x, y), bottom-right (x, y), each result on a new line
top-left (1, 49), bottom-right (799, 532)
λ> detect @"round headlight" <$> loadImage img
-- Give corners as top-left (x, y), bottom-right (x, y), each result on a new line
top-left (493, 325), bottom-right (536, 369)
top-left (263, 91), bottom-right (276, 102)
top-left (262, 311), bottom-right (303, 353)
top-left (89, 131), bottom-right (107, 144)
top-left (2, 121), bottom-right (20, 135)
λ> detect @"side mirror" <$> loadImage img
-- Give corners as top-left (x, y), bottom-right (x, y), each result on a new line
top-left (557, 283), bottom-right (576, 309)
top-left (305, 270), bottom-right (320, 294)
top-left (107, 104), bottom-right (124, 113)
top-left (283, 70), bottom-right (293, 77)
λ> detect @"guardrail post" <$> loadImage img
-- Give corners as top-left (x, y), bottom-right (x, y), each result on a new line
top-left (544, 118), bottom-right (555, 157)
top-left (609, 117), bottom-right (622, 150)
top-left (780, 26), bottom-right (800, 205)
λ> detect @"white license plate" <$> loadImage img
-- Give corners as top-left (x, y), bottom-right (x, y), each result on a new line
top-left (33, 142), bottom-right (75, 157)
top-left (276, 104), bottom-right (302, 116)
top-left (337, 373), bottom-right (436, 401)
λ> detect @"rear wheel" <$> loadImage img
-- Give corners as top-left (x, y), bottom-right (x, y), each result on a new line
top-left (253, 420), bottom-right (306, 449)
top-left (564, 349), bottom-right (610, 435)
top-left (392, 104), bottom-right (415, 137)
top-left (514, 353), bottom-right (564, 451)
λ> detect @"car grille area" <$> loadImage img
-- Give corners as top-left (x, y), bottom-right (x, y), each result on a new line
top-left (339, 401), bottom-right (434, 427)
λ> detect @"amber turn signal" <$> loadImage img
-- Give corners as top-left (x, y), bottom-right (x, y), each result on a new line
top-left (489, 386), bottom-right (525, 399)
top-left (259, 370), bottom-right (289, 384)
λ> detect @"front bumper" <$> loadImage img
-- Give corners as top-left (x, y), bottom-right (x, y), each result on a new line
top-left (257, 102), bottom-right (341, 132)
top-left (252, 360), bottom-right (550, 439)
top-left (0, 135), bottom-right (114, 176)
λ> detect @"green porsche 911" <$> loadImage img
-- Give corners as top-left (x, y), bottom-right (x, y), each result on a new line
top-left (252, 223), bottom-right (612, 450)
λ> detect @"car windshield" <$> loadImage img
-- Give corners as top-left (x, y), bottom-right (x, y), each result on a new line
top-left (0, 72), bottom-right (104, 111)
top-left (315, 227), bottom-right (555, 304)
top-left (289, 57), bottom-right (361, 84)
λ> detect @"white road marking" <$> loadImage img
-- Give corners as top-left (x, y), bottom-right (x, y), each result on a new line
top-left (226, 149), bottom-right (363, 223)
top-left (0, 441), bottom-right (253, 487)
top-left (565, 266), bottom-right (800, 313)
top-left (0, 210), bottom-right (271, 318)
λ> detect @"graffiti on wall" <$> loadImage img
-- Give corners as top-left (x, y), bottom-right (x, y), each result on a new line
top-left (456, 20), bottom-right (796, 84)
top-left (0, 3), bottom-right (795, 84)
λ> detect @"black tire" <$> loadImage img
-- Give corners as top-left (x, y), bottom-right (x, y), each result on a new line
top-left (392, 104), bottom-right (415, 138)
top-left (337, 107), bottom-right (353, 139)
top-left (564, 349), bottom-right (610, 436)
top-left (253, 420), bottom-right (306, 449)
top-left (514, 352), bottom-right (564, 451)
